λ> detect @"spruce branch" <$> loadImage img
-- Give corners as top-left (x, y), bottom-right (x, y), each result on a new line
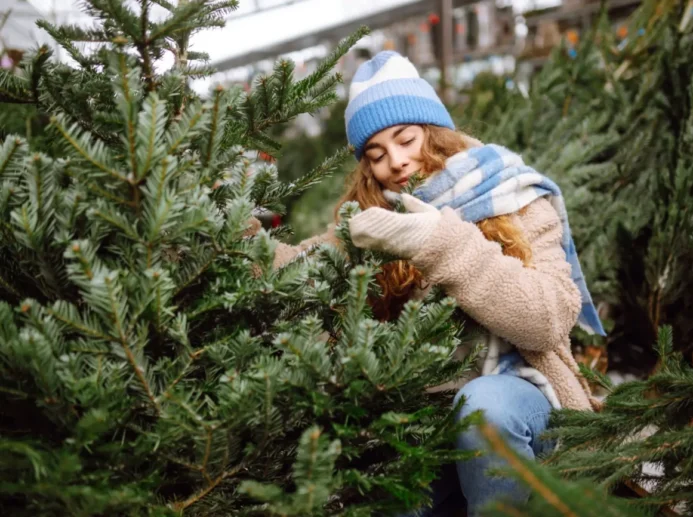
top-left (35, 20), bottom-right (102, 69)
top-left (135, 92), bottom-right (167, 180)
top-left (173, 246), bottom-right (219, 296)
top-left (103, 274), bottom-right (160, 414)
top-left (136, 0), bottom-right (155, 92)
top-left (0, 68), bottom-right (32, 104)
top-left (281, 145), bottom-right (351, 199)
top-left (479, 420), bottom-right (576, 515)
top-left (273, 59), bottom-right (294, 112)
top-left (47, 302), bottom-right (111, 341)
top-left (159, 347), bottom-right (207, 400)
top-left (27, 46), bottom-right (51, 104)
top-left (171, 462), bottom-right (245, 511)
top-left (88, 202), bottom-right (141, 242)
top-left (147, 0), bottom-right (205, 42)
top-left (292, 26), bottom-right (369, 98)
top-left (110, 53), bottom-right (142, 181)
top-left (83, 181), bottom-right (136, 207)
top-left (204, 86), bottom-right (226, 168)
top-left (0, 136), bottom-right (27, 179)
top-left (50, 114), bottom-right (128, 183)
top-left (166, 102), bottom-right (209, 154)
top-left (85, 0), bottom-right (141, 43)
top-left (150, 0), bottom-right (175, 11)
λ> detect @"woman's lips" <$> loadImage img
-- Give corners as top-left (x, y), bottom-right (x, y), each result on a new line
top-left (396, 176), bottom-right (410, 185)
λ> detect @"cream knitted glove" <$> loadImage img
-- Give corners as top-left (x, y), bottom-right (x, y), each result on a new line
top-left (348, 193), bottom-right (441, 259)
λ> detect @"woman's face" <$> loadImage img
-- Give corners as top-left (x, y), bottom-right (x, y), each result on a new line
top-left (363, 125), bottom-right (425, 193)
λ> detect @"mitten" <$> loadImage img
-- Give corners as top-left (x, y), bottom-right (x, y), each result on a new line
top-left (348, 194), bottom-right (441, 259)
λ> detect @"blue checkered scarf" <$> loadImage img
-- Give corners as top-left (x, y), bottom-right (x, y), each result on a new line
top-left (414, 144), bottom-right (606, 336)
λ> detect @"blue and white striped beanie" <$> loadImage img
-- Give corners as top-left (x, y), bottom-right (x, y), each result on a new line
top-left (345, 51), bottom-right (455, 160)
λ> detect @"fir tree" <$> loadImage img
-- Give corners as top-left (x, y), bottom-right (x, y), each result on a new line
top-left (542, 325), bottom-right (693, 516)
top-left (0, 1), bottom-right (479, 515)
top-left (477, 326), bottom-right (691, 517)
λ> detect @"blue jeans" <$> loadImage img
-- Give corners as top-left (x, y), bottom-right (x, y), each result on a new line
top-left (402, 374), bottom-right (555, 517)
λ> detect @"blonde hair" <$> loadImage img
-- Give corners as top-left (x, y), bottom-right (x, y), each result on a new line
top-left (337, 125), bottom-right (532, 321)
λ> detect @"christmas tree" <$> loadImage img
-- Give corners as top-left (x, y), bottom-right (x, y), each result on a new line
top-left (542, 325), bottom-right (693, 516)
top-left (476, 326), bottom-right (691, 517)
top-left (0, 1), bottom-right (479, 515)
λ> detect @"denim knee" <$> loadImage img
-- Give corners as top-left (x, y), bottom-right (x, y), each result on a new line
top-left (453, 375), bottom-right (516, 422)
top-left (453, 376), bottom-right (509, 451)
top-left (452, 374), bottom-right (553, 453)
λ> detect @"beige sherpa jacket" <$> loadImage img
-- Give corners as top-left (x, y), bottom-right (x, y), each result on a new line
top-left (271, 197), bottom-right (596, 411)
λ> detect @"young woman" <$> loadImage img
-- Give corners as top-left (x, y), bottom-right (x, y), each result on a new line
top-left (268, 51), bottom-right (605, 516)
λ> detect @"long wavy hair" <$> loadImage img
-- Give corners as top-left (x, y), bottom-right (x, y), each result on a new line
top-left (337, 125), bottom-right (534, 321)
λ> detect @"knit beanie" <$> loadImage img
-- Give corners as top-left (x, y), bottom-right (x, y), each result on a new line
top-left (345, 50), bottom-right (455, 160)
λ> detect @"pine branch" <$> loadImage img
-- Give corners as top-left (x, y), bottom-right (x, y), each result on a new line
top-left (278, 145), bottom-right (351, 199)
top-left (135, 92), bottom-right (167, 179)
top-left (48, 301), bottom-right (111, 341)
top-left (49, 115), bottom-right (128, 183)
top-left (273, 59), bottom-right (294, 112)
top-left (88, 201), bottom-right (141, 241)
top-left (27, 46), bottom-right (52, 104)
top-left (166, 101), bottom-right (209, 154)
top-left (478, 420), bottom-right (649, 517)
top-left (84, 0), bottom-right (141, 41)
top-left (104, 272), bottom-right (161, 414)
top-left (171, 462), bottom-right (244, 511)
top-left (53, 23), bottom-right (109, 42)
top-left (110, 53), bottom-right (142, 180)
top-left (148, 0), bottom-right (205, 42)
top-left (0, 136), bottom-right (27, 180)
top-left (179, 63), bottom-right (216, 79)
top-left (204, 86), bottom-right (226, 168)
top-left (0, 69), bottom-right (32, 104)
top-left (292, 26), bottom-right (369, 99)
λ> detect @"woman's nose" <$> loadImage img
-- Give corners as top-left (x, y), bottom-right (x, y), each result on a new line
top-left (390, 151), bottom-right (409, 171)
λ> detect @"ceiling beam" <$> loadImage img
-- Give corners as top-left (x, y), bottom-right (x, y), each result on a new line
top-left (213, 0), bottom-right (475, 71)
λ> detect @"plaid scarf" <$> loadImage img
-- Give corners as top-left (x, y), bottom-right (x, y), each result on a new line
top-left (414, 144), bottom-right (605, 336)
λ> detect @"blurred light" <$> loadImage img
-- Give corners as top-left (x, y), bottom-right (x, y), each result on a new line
top-left (515, 16), bottom-right (528, 38)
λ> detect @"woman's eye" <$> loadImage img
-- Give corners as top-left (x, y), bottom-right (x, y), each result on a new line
top-left (402, 138), bottom-right (415, 146)
top-left (372, 154), bottom-right (385, 163)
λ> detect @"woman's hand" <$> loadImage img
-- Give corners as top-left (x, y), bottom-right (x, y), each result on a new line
top-left (348, 194), bottom-right (441, 259)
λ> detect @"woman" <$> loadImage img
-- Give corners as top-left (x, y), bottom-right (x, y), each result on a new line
top-left (267, 51), bottom-right (605, 516)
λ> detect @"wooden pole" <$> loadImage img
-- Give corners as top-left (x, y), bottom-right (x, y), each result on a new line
top-left (440, 0), bottom-right (454, 104)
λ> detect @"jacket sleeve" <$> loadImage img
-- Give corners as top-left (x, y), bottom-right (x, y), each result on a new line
top-left (410, 197), bottom-right (581, 352)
